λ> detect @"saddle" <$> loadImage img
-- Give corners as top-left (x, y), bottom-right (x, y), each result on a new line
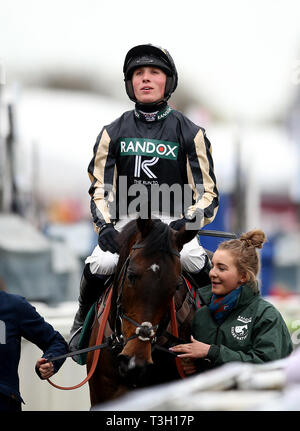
top-left (77, 285), bottom-right (113, 365)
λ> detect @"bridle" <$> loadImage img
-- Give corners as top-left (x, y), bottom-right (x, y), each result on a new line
top-left (46, 240), bottom-right (185, 390)
top-left (45, 228), bottom-right (235, 390)
top-left (114, 241), bottom-right (181, 348)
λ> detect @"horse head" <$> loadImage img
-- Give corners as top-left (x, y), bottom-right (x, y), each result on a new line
top-left (113, 217), bottom-right (198, 387)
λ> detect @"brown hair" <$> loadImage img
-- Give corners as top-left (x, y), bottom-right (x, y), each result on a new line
top-left (217, 229), bottom-right (267, 286)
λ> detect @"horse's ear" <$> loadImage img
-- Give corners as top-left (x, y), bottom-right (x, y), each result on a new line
top-left (136, 217), bottom-right (153, 239)
top-left (175, 226), bottom-right (198, 251)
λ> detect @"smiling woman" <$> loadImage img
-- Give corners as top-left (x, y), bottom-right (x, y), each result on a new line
top-left (209, 249), bottom-right (247, 296)
top-left (170, 229), bottom-right (293, 374)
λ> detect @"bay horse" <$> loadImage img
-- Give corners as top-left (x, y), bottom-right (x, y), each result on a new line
top-left (86, 217), bottom-right (199, 406)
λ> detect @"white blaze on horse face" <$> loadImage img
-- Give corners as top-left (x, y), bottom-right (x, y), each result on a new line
top-left (149, 263), bottom-right (160, 273)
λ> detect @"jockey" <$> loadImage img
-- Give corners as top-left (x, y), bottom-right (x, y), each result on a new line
top-left (69, 44), bottom-right (219, 357)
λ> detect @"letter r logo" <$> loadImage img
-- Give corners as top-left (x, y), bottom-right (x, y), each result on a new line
top-left (134, 156), bottom-right (159, 178)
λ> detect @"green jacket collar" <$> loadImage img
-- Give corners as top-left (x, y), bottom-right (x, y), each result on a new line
top-left (235, 281), bottom-right (259, 308)
top-left (197, 281), bottom-right (259, 307)
top-left (197, 284), bottom-right (212, 306)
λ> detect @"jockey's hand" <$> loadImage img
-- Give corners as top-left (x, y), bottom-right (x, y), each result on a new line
top-left (169, 218), bottom-right (187, 231)
top-left (169, 336), bottom-right (210, 359)
top-left (98, 223), bottom-right (120, 254)
top-left (169, 216), bottom-right (197, 231)
top-left (36, 358), bottom-right (54, 380)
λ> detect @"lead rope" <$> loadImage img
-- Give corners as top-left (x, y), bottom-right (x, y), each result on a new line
top-left (170, 296), bottom-right (186, 379)
top-left (47, 288), bottom-right (113, 390)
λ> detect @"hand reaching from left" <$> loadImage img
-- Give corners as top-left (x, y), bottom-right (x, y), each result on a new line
top-left (36, 358), bottom-right (54, 379)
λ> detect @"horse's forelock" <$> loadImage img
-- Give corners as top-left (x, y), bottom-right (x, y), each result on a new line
top-left (117, 219), bottom-right (174, 259)
top-left (141, 220), bottom-right (174, 258)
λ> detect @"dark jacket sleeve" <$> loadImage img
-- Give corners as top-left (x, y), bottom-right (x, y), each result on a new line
top-left (17, 297), bottom-right (68, 377)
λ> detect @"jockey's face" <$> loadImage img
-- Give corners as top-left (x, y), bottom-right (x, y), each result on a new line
top-left (209, 249), bottom-right (247, 296)
top-left (132, 66), bottom-right (166, 104)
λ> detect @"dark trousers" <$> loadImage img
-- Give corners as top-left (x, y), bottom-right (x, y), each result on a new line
top-left (0, 392), bottom-right (21, 411)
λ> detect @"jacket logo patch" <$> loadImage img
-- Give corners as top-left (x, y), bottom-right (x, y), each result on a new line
top-left (119, 138), bottom-right (179, 160)
top-left (237, 316), bottom-right (252, 324)
top-left (231, 324), bottom-right (249, 340)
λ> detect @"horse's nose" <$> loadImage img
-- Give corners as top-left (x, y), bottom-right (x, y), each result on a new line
top-left (118, 353), bottom-right (147, 375)
top-left (117, 354), bottom-right (154, 388)
top-left (117, 354), bottom-right (131, 378)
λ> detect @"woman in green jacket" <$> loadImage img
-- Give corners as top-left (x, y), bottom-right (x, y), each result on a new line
top-left (170, 229), bottom-right (293, 374)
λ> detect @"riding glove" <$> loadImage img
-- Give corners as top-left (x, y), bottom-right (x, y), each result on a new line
top-left (169, 217), bottom-right (189, 231)
top-left (169, 216), bottom-right (198, 231)
top-left (98, 223), bottom-right (120, 254)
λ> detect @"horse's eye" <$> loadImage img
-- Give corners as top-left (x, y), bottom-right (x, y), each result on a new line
top-left (127, 272), bottom-right (136, 284)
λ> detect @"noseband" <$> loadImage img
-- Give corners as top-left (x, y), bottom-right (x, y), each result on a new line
top-left (114, 241), bottom-right (180, 347)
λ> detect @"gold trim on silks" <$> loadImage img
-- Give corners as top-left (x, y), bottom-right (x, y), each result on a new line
top-left (89, 128), bottom-right (115, 229)
top-left (186, 129), bottom-right (218, 226)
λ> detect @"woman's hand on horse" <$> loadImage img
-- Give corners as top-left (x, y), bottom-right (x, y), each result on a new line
top-left (169, 336), bottom-right (210, 359)
top-left (36, 358), bottom-right (55, 379)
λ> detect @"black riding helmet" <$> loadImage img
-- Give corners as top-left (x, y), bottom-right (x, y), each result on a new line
top-left (123, 44), bottom-right (178, 104)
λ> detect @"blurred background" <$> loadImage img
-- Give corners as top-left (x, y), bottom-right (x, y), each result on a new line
top-left (0, 0), bottom-right (300, 410)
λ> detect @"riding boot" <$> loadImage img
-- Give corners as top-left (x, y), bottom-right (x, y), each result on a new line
top-left (69, 263), bottom-right (110, 361)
